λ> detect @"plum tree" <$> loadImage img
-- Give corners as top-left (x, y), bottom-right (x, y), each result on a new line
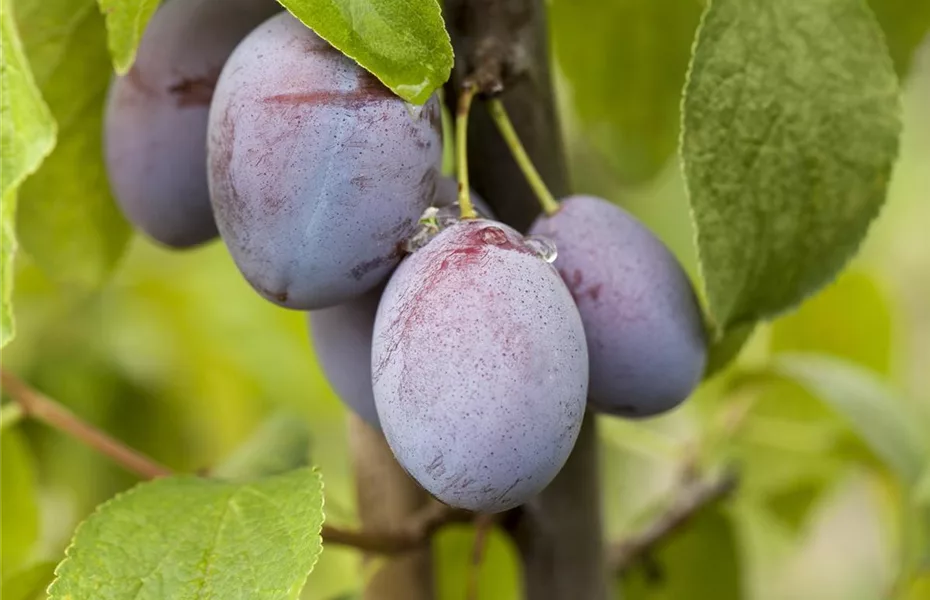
top-left (529, 195), bottom-right (708, 417)
top-left (207, 12), bottom-right (443, 310)
top-left (307, 286), bottom-right (382, 430)
top-left (104, 0), bottom-right (281, 248)
top-left (371, 219), bottom-right (588, 512)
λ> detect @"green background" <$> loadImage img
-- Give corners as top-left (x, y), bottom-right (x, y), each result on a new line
top-left (3, 1), bottom-right (930, 599)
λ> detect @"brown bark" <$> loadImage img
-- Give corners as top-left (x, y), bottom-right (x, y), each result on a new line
top-left (348, 414), bottom-right (435, 600)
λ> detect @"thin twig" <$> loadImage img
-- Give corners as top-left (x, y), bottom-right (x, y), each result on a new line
top-left (0, 370), bottom-right (172, 479)
top-left (609, 470), bottom-right (739, 573)
top-left (467, 513), bottom-right (496, 600)
top-left (323, 501), bottom-right (472, 554)
top-left (1, 369), bottom-right (471, 556)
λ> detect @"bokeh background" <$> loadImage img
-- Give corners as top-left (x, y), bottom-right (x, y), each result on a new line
top-left (2, 5), bottom-right (929, 600)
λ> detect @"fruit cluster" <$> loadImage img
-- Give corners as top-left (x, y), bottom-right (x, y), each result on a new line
top-left (104, 2), bottom-right (709, 513)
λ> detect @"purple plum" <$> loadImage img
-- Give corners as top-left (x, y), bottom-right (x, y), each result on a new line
top-left (207, 12), bottom-right (443, 309)
top-left (104, 0), bottom-right (281, 248)
top-left (529, 195), bottom-right (708, 417)
top-left (371, 219), bottom-right (588, 512)
top-left (307, 286), bottom-right (382, 430)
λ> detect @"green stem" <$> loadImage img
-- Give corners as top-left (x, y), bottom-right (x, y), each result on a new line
top-left (439, 88), bottom-right (456, 177)
top-left (486, 98), bottom-right (560, 216)
top-left (456, 85), bottom-right (479, 220)
top-left (0, 402), bottom-right (24, 430)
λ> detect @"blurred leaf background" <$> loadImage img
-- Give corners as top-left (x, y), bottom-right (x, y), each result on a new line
top-left (2, 1), bottom-right (929, 599)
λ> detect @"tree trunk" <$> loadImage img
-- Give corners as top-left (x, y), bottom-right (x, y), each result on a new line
top-left (348, 415), bottom-right (434, 600)
top-left (444, 1), bottom-right (609, 598)
top-left (349, 1), bottom-right (608, 597)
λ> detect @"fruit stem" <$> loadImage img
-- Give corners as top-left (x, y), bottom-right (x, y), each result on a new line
top-left (456, 84), bottom-right (479, 220)
top-left (439, 88), bottom-right (456, 177)
top-left (486, 98), bottom-right (560, 216)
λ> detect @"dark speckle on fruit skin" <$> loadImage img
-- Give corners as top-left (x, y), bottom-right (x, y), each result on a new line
top-left (207, 11), bottom-right (442, 310)
top-left (530, 195), bottom-right (708, 417)
top-left (371, 219), bottom-right (588, 513)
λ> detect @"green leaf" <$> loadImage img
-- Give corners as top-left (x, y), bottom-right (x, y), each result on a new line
top-left (96, 0), bottom-right (160, 74)
top-left (681, 0), bottom-right (902, 333)
top-left (771, 269), bottom-right (893, 374)
top-left (0, 0), bottom-right (56, 347)
top-left (551, 0), bottom-right (702, 183)
top-left (213, 411), bottom-right (313, 481)
top-left (15, 0), bottom-right (131, 290)
top-left (1, 429), bottom-right (39, 574)
top-left (704, 322), bottom-right (755, 378)
top-left (277, 0), bottom-right (452, 104)
top-left (49, 468), bottom-right (325, 600)
top-left (771, 353), bottom-right (929, 485)
top-left (2, 561), bottom-right (57, 600)
top-left (619, 507), bottom-right (742, 600)
top-left (869, 0), bottom-right (930, 78)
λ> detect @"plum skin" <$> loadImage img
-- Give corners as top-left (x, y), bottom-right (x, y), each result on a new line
top-left (306, 286), bottom-right (382, 430)
top-left (529, 195), bottom-right (708, 417)
top-left (306, 178), bottom-right (490, 431)
top-left (371, 219), bottom-right (588, 513)
top-left (104, 0), bottom-right (281, 248)
top-left (207, 12), bottom-right (443, 310)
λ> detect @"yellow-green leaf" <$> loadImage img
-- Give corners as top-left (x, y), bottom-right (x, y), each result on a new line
top-left (49, 468), bottom-right (325, 600)
top-left (1, 429), bottom-right (39, 575)
top-left (213, 411), bottom-right (313, 481)
top-left (15, 0), bottom-right (131, 289)
top-left (772, 353), bottom-right (928, 485)
top-left (96, 0), bottom-right (161, 74)
top-left (0, 0), bottom-right (56, 347)
top-left (277, 0), bottom-right (452, 104)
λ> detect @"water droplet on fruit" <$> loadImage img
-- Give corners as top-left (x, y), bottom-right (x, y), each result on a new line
top-left (480, 226), bottom-right (508, 245)
top-left (525, 235), bottom-right (558, 263)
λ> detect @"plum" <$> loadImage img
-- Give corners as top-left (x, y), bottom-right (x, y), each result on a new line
top-left (307, 177), bottom-right (489, 432)
top-left (371, 219), bottom-right (588, 512)
top-left (529, 195), bottom-right (708, 417)
top-left (307, 286), bottom-right (382, 430)
top-left (207, 12), bottom-right (443, 309)
top-left (104, 0), bottom-right (281, 248)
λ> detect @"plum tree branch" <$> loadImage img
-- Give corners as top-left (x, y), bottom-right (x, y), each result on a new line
top-left (608, 469), bottom-right (740, 574)
top-left (321, 500), bottom-right (472, 555)
top-left (0, 370), bottom-right (470, 559)
top-left (0, 370), bottom-right (172, 479)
